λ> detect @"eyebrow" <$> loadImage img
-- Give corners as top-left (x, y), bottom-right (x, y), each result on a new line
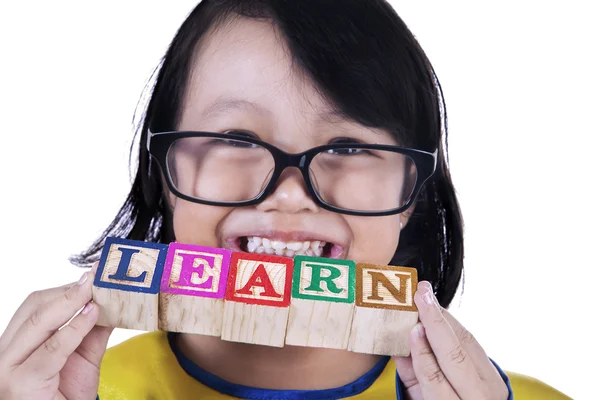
top-left (199, 96), bottom-right (383, 136)
top-left (201, 97), bottom-right (272, 119)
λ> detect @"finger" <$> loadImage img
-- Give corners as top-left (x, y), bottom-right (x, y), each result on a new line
top-left (58, 324), bottom-right (114, 397)
top-left (410, 323), bottom-right (459, 399)
top-left (89, 261), bottom-right (100, 276)
top-left (442, 309), bottom-right (508, 393)
top-left (0, 263), bottom-right (99, 353)
top-left (20, 302), bottom-right (99, 380)
top-left (441, 310), bottom-right (485, 358)
top-left (3, 270), bottom-right (94, 366)
top-left (394, 355), bottom-right (424, 400)
top-left (75, 324), bottom-right (113, 369)
top-left (415, 281), bottom-right (485, 398)
top-left (0, 283), bottom-right (73, 352)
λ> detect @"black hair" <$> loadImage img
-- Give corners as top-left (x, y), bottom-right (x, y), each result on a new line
top-left (72, 0), bottom-right (464, 308)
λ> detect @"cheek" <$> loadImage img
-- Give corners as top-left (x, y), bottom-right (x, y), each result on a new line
top-left (346, 216), bottom-right (401, 265)
top-left (171, 200), bottom-right (229, 248)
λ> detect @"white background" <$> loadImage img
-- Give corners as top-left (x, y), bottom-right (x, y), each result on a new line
top-left (0, 1), bottom-right (598, 399)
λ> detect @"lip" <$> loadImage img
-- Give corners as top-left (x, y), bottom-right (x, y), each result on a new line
top-left (222, 230), bottom-right (347, 259)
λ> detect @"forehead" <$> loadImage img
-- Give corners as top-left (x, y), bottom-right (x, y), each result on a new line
top-left (180, 18), bottom-right (329, 124)
top-left (177, 17), bottom-right (395, 147)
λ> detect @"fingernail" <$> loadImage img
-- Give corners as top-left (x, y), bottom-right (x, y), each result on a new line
top-left (422, 287), bottom-right (435, 305)
top-left (415, 323), bottom-right (425, 338)
top-left (78, 272), bottom-right (88, 285)
top-left (81, 302), bottom-right (94, 315)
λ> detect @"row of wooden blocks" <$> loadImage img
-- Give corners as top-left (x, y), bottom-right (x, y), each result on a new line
top-left (92, 237), bottom-right (419, 356)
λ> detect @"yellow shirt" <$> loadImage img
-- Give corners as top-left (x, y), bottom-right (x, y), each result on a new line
top-left (98, 332), bottom-right (571, 399)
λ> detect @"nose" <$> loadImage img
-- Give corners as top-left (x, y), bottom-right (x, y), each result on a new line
top-left (256, 167), bottom-right (320, 214)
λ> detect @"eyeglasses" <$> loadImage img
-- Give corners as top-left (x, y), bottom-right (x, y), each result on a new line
top-left (147, 131), bottom-right (437, 217)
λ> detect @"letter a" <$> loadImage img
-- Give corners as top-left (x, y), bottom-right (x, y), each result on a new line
top-left (236, 264), bottom-right (282, 298)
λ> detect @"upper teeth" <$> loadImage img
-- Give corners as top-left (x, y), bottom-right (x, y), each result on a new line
top-left (245, 236), bottom-right (327, 257)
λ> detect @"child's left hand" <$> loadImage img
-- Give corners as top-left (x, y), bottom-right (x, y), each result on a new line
top-left (393, 281), bottom-right (509, 400)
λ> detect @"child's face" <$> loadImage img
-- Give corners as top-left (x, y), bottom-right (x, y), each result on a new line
top-left (169, 18), bottom-right (409, 265)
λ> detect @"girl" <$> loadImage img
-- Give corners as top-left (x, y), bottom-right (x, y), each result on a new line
top-left (0, 1), bottom-right (570, 399)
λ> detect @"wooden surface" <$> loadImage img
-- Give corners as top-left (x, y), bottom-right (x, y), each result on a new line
top-left (92, 237), bottom-right (167, 331)
top-left (159, 243), bottom-right (230, 335)
top-left (160, 243), bottom-right (231, 298)
top-left (159, 293), bottom-right (224, 335)
top-left (94, 286), bottom-right (160, 331)
top-left (221, 252), bottom-right (294, 346)
top-left (92, 237), bottom-right (422, 355)
top-left (95, 241), bottom-right (165, 292)
top-left (355, 263), bottom-right (417, 311)
top-left (221, 301), bottom-right (290, 347)
top-left (286, 256), bottom-right (356, 348)
top-left (286, 299), bottom-right (354, 348)
top-left (348, 307), bottom-right (418, 356)
top-left (348, 263), bottom-right (419, 356)
top-left (224, 252), bottom-right (293, 307)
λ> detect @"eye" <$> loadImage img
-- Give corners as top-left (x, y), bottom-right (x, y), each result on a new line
top-left (224, 129), bottom-right (257, 139)
top-left (326, 137), bottom-right (373, 156)
top-left (220, 130), bottom-right (261, 148)
top-left (326, 148), bottom-right (369, 155)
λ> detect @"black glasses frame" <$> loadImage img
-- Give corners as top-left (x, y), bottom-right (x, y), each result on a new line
top-left (147, 130), bottom-right (437, 217)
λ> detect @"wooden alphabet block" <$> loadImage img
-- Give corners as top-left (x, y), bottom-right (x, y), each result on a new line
top-left (348, 263), bottom-right (418, 356)
top-left (285, 256), bottom-right (355, 349)
top-left (221, 252), bottom-right (293, 347)
top-left (92, 237), bottom-right (168, 331)
top-left (159, 243), bottom-right (231, 336)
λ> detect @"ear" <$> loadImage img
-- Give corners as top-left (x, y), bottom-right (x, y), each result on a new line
top-left (160, 175), bottom-right (177, 212)
top-left (399, 203), bottom-right (416, 231)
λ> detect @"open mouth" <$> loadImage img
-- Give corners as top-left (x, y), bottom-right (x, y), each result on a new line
top-left (234, 236), bottom-right (344, 259)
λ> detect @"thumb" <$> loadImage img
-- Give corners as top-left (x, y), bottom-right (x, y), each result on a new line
top-left (393, 324), bottom-right (424, 400)
top-left (77, 261), bottom-right (114, 368)
top-left (78, 261), bottom-right (113, 367)
top-left (79, 260), bottom-right (113, 367)
top-left (76, 324), bottom-right (114, 368)
top-left (394, 355), bottom-right (418, 386)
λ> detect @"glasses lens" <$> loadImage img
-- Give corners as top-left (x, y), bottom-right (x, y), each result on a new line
top-left (166, 136), bottom-right (275, 202)
top-left (310, 147), bottom-right (417, 213)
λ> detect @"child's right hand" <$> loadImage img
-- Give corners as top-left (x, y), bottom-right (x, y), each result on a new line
top-left (0, 268), bottom-right (113, 400)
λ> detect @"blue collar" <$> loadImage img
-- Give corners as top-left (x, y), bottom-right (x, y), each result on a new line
top-left (168, 332), bottom-right (390, 400)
